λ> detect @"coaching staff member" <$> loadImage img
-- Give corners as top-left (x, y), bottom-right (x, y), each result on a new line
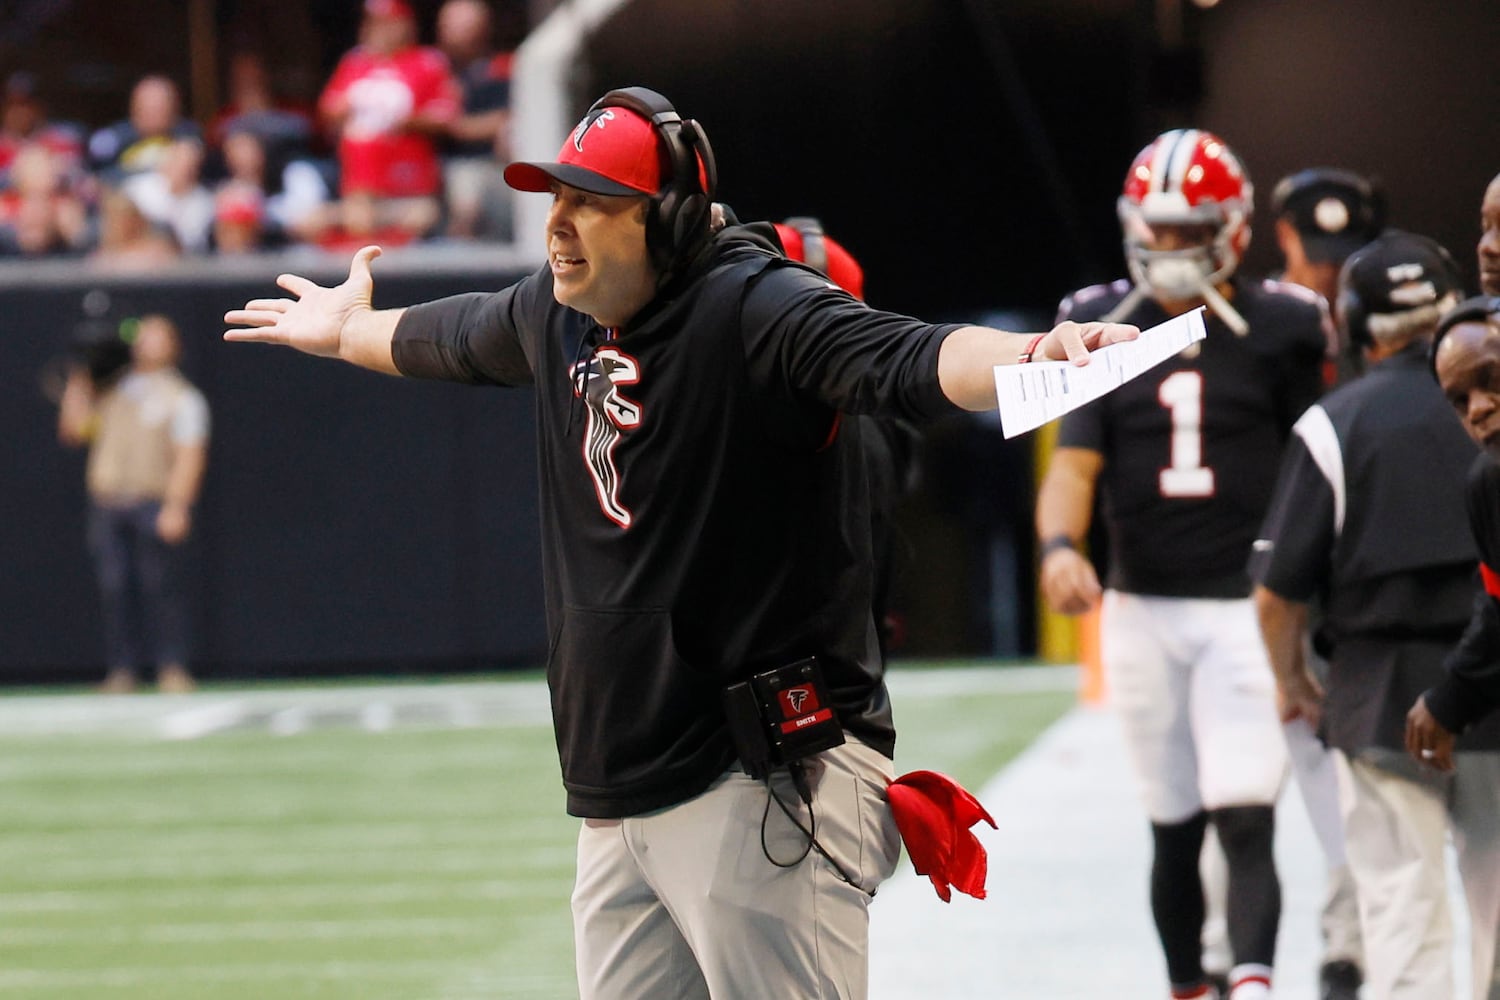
top-left (1252, 232), bottom-right (1500, 1000)
top-left (1409, 298), bottom-right (1500, 757)
top-left (225, 87), bottom-right (1135, 1000)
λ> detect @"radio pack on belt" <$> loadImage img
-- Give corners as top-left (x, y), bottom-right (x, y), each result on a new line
top-left (722, 657), bottom-right (845, 779)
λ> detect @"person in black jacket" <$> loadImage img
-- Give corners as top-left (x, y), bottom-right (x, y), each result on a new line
top-left (1254, 235), bottom-right (1500, 1000)
top-left (1408, 296), bottom-right (1500, 764)
top-left (224, 86), bottom-right (1135, 1000)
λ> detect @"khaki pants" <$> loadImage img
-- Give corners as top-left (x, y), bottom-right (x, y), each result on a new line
top-left (1337, 749), bottom-right (1500, 1000)
top-left (571, 739), bottom-right (901, 1000)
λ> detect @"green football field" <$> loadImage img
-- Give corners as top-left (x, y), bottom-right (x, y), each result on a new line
top-left (0, 664), bottom-right (1074, 999)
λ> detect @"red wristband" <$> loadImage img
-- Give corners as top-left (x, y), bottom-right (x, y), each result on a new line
top-left (1018, 333), bottom-right (1047, 363)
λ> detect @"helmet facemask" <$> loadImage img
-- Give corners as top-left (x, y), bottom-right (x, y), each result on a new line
top-left (1120, 202), bottom-right (1245, 301)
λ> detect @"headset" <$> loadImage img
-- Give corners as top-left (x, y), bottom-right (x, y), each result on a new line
top-left (1430, 295), bottom-right (1500, 378)
top-left (587, 87), bottom-right (718, 278)
top-left (1338, 233), bottom-right (1463, 350)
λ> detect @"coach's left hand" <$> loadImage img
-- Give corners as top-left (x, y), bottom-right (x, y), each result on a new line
top-left (1405, 694), bottom-right (1456, 772)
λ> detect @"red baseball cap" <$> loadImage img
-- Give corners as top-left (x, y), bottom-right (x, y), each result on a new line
top-left (504, 105), bottom-right (664, 198)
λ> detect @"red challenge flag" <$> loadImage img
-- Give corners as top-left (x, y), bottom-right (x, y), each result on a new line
top-left (886, 770), bottom-right (997, 902)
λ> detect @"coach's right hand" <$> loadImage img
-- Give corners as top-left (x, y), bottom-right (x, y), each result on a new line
top-left (1039, 546), bottom-right (1101, 616)
top-left (224, 245), bottom-right (383, 359)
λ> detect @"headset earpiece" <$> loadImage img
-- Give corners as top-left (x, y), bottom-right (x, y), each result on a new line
top-left (1338, 283), bottom-right (1370, 349)
top-left (589, 87), bottom-right (716, 277)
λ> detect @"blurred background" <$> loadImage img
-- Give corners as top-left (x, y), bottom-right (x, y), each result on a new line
top-left (6, 0), bottom-right (1499, 686)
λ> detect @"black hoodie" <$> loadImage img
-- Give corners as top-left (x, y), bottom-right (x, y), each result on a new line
top-left (391, 224), bottom-right (964, 816)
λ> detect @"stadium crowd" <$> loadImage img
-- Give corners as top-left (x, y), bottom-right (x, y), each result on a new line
top-left (0, 0), bottom-right (516, 265)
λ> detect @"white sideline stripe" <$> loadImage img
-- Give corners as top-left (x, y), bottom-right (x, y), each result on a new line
top-left (268, 705), bottom-right (309, 735)
top-left (1, 817), bottom-right (568, 855)
top-left (361, 701), bottom-right (394, 731)
top-left (157, 700), bottom-right (246, 740)
top-left (887, 663), bottom-right (1077, 697)
top-left (0, 959), bottom-right (565, 990)
top-left (2, 914), bottom-right (488, 946)
top-left (5, 844), bottom-right (578, 883)
top-left (0, 665), bottom-right (1078, 739)
top-left (0, 877), bottom-right (573, 914)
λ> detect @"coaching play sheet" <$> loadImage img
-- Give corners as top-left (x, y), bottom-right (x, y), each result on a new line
top-left (994, 307), bottom-right (1208, 438)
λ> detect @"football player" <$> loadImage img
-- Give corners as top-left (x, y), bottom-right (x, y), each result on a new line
top-left (1035, 129), bottom-right (1330, 1000)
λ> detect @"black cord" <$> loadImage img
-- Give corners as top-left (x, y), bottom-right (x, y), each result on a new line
top-left (758, 763), bottom-right (874, 897)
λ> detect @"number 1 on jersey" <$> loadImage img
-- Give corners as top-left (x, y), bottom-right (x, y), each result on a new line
top-left (1157, 370), bottom-right (1215, 498)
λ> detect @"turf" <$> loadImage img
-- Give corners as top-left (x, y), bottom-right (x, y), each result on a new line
top-left (0, 669), bottom-right (1072, 999)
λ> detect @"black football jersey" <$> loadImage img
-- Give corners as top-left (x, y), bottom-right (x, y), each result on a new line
top-left (1056, 277), bottom-right (1329, 597)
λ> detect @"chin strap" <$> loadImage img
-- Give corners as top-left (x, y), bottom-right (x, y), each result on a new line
top-left (1197, 280), bottom-right (1249, 336)
top-left (887, 770), bottom-right (997, 902)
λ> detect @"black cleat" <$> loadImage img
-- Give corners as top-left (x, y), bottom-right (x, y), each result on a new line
top-left (1319, 958), bottom-right (1363, 1000)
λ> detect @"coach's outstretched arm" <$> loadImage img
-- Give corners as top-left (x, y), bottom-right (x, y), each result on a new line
top-left (223, 246), bottom-right (404, 375)
top-left (936, 320), bottom-right (1137, 411)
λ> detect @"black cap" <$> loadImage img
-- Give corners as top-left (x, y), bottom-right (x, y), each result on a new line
top-left (1272, 167), bottom-right (1385, 264)
top-left (1338, 229), bottom-right (1462, 348)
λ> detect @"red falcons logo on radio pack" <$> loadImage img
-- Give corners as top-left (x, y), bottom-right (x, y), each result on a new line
top-left (778, 686), bottom-right (818, 719)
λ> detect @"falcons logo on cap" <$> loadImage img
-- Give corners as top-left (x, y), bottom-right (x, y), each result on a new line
top-left (573, 109), bottom-right (616, 152)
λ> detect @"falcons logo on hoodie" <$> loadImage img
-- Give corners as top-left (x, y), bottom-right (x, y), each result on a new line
top-left (572, 346), bottom-right (642, 527)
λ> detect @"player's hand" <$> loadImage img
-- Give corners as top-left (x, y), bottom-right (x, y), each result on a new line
top-left (223, 246), bottom-right (382, 359)
top-left (1037, 320), bottom-right (1140, 365)
top-left (1275, 672), bottom-right (1324, 727)
top-left (1039, 546), bottom-right (1101, 616)
top-left (1405, 694), bottom-right (1457, 773)
top-left (156, 502), bottom-right (191, 545)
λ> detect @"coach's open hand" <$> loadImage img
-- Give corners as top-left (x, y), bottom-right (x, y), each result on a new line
top-left (224, 245), bottom-right (383, 359)
top-left (224, 246), bottom-right (403, 374)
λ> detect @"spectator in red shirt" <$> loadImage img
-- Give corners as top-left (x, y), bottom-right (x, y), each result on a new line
top-left (316, 0), bottom-right (460, 247)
